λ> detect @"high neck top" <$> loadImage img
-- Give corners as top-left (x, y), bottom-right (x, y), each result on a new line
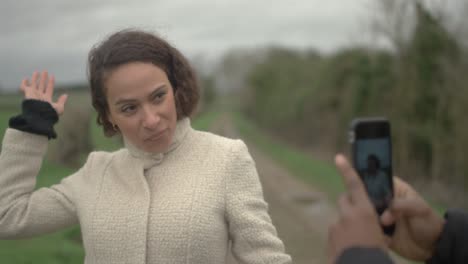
top-left (123, 118), bottom-right (191, 170)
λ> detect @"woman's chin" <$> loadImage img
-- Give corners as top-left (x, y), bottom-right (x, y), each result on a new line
top-left (140, 141), bottom-right (170, 153)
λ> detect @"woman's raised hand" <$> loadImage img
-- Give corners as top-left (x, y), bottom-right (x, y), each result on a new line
top-left (20, 71), bottom-right (68, 115)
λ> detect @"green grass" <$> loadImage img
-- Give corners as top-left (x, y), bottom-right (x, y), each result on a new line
top-left (0, 110), bottom-right (17, 137)
top-left (192, 111), bottom-right (220, 131)
top-left (0, 229), bottom-right (83, 264)
top-left (427, 198), bottom-right (446, 216)
top-left (232, 112), bottom-right (344, 200)
top-left (0, 93), bottom-right (22, 112)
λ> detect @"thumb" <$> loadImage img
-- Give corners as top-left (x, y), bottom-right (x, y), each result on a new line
top-left (381, 209), bottom-right (396, 226)
top-left (55, 94), bottom-right (68, 115)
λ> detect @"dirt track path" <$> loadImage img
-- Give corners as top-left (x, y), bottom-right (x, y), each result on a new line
top-left (209, 114), bottom-right (412, 264)
top-left (210, 115), bottom-right (334, 263)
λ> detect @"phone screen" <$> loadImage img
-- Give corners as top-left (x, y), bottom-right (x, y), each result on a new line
top-left (350, 118), bottom-right (394, 235)
top-left (354, 138), bottom-right (392, 214)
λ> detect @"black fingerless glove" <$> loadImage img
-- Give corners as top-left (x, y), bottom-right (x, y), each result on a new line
top-left (9, 99), bottom-right (59, 139)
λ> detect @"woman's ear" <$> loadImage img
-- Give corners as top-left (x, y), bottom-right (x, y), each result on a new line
top-left (107, 109), bottom-right (115, 125)
top-left (106, 111), bottom-right (119, 132)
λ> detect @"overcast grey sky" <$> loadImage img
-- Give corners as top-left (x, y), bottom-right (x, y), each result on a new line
top-left (1, 0), bottom-right (460, 90)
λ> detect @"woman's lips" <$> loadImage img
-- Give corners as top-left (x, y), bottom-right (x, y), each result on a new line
top-left (144, 129), bottom-right (166, 141)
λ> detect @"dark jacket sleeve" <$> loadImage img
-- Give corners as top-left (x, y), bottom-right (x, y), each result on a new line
top-left (8, 99), bottom-right (59, 139)
top-left (336, 209), bottom-right (468, 264)
top-left (427, 209), bottom-right (468, 264)
top-left (337, 247), bottom-right (394, 264)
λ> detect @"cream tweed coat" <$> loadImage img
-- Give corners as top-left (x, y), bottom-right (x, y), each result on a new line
top-left (0, 118), bottom-right (292, 264)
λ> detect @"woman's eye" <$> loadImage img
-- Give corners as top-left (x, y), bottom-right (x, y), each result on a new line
top-left (121, 105), bottom-right (137, 113)
top-left (153, 92), bottom-right (166, 102)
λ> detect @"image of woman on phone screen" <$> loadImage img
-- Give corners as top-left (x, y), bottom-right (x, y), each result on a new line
top-left (362, 154), bottom-right (391, 213)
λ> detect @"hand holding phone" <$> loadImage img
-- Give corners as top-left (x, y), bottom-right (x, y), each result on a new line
top-left (328, 154), bottom-right (388, 264)
top-left (349, 117), bottom-right (395, 236)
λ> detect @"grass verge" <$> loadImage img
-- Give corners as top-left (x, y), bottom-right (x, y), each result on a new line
top-left (192, 110), bottom-right (220, 131)
top-left (232, 112), bottom-right (344, 200)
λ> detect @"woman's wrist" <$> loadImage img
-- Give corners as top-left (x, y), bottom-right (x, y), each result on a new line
top-left (9, 99), bottom-right (59, 139)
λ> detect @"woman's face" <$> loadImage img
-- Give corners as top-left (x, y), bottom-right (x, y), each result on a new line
top-left (105, 62), bottom-right (178, 153)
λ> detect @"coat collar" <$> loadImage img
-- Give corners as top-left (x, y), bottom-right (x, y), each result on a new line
top-left (123, 118), bottom-right (191, 170)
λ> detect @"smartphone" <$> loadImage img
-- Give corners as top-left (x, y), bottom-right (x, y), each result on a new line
top-left (349, 117), bottom-right (395, 236)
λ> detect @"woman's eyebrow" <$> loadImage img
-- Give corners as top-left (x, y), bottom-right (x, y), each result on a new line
top-left (114, 84), bottom-right (167, 106)
top-left (149, 84), bottom-right (167, 98)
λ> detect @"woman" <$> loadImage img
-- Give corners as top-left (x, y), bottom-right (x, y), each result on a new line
top-left (361, 154), bottom-right (391, 214)
top-left (0, 29), bottom-right (292, 264)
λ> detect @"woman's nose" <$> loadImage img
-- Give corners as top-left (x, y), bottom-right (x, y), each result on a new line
top-left (142, 106), bottom-right (160, 129)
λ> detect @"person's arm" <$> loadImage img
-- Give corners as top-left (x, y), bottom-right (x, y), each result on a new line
top-left (0, 129), bottom-right (83, 238)
top-left (337, 247), bottom-right (393, 264)
top-left (0, 71), bottom-right (79, 238)
top-left (225, 140), bottom-right (292, 264)
top-left (426, 209), bottom-right (468, 264)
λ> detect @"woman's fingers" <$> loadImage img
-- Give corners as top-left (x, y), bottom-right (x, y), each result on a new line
top-left (31, 71), bottom-right (39, 89)
top-left (22, 76), bottom-right (36, 99)
top-left (45, 74), bottom-right (55, 99)
top-left (57, 94), bottom-right (68, 107)
top-left (38, 71), bottom-right (48, 93)
top-left (20, 78), bottom-right (28, 92)
top-left (20, 71), bottom-right (56, 101)
top-left (52, 94), bottom-right (68, 115)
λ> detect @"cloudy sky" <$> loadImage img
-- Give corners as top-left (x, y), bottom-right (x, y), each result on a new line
top-left (1, 0), bottom-right (462, 90)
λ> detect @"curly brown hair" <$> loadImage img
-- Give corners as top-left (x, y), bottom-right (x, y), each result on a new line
top-left (87, 29), bottom-right (199, 137)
